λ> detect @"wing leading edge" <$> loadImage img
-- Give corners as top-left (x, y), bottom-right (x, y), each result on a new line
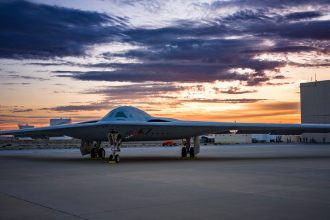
top-left (1, 120), bottom-right (330, 141)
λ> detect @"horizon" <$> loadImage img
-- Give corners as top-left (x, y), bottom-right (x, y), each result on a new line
top-left (1, 0), bottom-right (329, 130)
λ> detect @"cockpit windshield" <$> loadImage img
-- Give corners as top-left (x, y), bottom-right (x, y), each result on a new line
top-left (101, 106), bottom-right (152, 122)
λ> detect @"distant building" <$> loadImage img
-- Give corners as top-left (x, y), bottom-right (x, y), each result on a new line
top-left (215, 134), bottom-right (252, 144)
top-left (300, 80), bottom-right (330, 143)
top-left (214, 133), bottom-right (283, 144)
top-left (251, 134), bottom-right (280, 143)
top-left (281, 135), bottom-right (302, 143)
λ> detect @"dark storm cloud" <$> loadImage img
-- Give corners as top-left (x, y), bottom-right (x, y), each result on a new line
top-left (285, 11), bottom-right (323, 20)
top-left (55, 37), bottom-right (287, 85)
top-left (1, 0), bottom-right (329, 87)
top-left (211, 9), bottom-right (330, 40)
top-left (53, 62), bottom-right (280, 85)
top-left (78, 6), bottom-right (327, 85)
top-left (209, 0), bottom-right (330, 9)
top-left (0, 0), bottom-right (127, 59)
top-left (252, 20), bottom-right (330, 40)
top-left (247, 46), bottom-right (318, 54)
top-left (53, 63), bottom-right (270, 84)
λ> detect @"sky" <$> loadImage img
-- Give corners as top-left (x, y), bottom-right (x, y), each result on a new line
top-left (0, 0), bottom-right (329, 130)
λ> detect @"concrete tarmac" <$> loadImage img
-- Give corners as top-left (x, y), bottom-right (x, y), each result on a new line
top-left (0, 144), bottom-right (330, 220)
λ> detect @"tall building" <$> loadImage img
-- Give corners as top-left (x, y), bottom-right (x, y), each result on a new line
top-left (300, 80), bottom-right (330, 142)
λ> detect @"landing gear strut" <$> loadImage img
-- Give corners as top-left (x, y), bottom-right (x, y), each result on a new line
top-left (90, 141), bottom-right (105, 159)
top-left (181, 136), bottom-right (200, 158)
top-left (97, 147), bottom-right (106, 158)
top-left (107, 132), bottom-right (122, 164)
top-left (181, 137), bottom-right (191, 158)
top-left (181, 147), bottom-right (187, 157)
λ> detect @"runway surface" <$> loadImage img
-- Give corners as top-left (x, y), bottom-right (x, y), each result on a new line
top-left (0, 144), bottom-right (330, 220)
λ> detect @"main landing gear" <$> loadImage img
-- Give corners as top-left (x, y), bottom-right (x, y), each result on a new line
top-left (181, 136), bottom-right (200, 159)
top-left (107, 131), bottom-right (122, 164)
top-left (90, 141), bottom-right (106, 159)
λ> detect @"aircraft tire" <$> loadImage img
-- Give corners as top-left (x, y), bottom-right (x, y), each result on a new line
top-left (181, 147), bottom-right (187, 158)
top-left (90, 148), bottom-right (97, 159)
top-left (189, 147), bottom-right (195, 158)
top-left (115, 154), bottom-right (120, 163)
top-left (98, 148), bottom-right (106, 158)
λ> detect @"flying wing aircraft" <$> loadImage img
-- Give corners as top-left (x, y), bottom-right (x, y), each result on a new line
top-left (1, 106), bottom-right (330, 163)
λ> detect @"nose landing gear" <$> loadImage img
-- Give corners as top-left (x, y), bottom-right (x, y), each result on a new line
top-left (107, 132), bottom-right (122, 164)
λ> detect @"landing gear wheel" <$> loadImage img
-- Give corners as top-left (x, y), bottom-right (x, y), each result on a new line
top-left (114, 154), bottom-right (120, 163)
top-left (98, 148), bottom-right (105, 158)
top-left (108, 154), bottom-right (120, 163)
top-left (90, 148), bottom-right (97, 159)
top-left (189, 147), bottom-right (195, 158)
top-left (108, 154), bottom-right (114, 162)
top-left (181, 147), bottom-right (187, 158)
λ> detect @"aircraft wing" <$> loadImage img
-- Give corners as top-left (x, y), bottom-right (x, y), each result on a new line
top-left (0, 121), bottom-right (103, 139)
top-left (1, 120), bottom-right (330, 141)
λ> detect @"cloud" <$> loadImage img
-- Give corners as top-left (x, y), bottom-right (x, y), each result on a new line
top-left (1, 0), bottom-right (329, 88)
top-left (54, 64), bottom-right (257, 83)
top-left (180, 98), bottom-right (266, 104)
top-left (40, 101), bottom-right (111, 112)
top-left (6, 74), bottom-right (49, 81)
top-left (0, 0), bottom-right (127, 59)
top-left (248, 46), bottom-right (318, 54)
top-left (265, 82), bottom-right (291, 86)
top-left (285, 11), bottom-right (323, 20)
top-left (220, 86), bottom-right (257, 94)
top-left (11, 108), bottom-right (33, 113)
top-left (269, 20), bottom-right (330, 40)
top-left (54, 50), bottom-right (285, 85)
top-left (62, 9), bottom-right (325, 85)
top-left (253, 101), bottom-right (300, 111)
top-left (2, 82), bottom-right (31, 85)
top-left (85, 83), bottom-right (182, 97)
top-left (209, 0), bottom-right (330, 10)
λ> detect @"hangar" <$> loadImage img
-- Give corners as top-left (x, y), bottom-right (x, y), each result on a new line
top-left (301, 80), bottom-right (330, 142)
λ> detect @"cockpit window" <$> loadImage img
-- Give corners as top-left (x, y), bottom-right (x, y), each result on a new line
top-left (115, 111), bottom-right (127, 118)
top-left (100, 106), bottom-right (153, 122)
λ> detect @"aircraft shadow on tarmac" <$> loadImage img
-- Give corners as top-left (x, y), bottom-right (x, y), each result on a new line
top-left (0, 154), bottom-right (330, 164)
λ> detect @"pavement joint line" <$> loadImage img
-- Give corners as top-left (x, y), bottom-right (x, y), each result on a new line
top-left (0, 192), bottom-right (89, 220)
